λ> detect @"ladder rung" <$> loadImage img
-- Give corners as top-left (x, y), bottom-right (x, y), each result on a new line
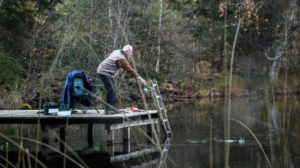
top-left (151, 79), bottom-right (172, 137)
top-left (158, 104), bottom-right (164, 107)
top-left (160, 110), bottom-right (166, 113)
top-left (158, 103), bottom-right (163, 106)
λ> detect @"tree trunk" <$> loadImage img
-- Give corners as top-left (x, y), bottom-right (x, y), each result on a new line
top-left (269, 0), bottom-right (297, 81)
top-left (109, 0), bottom-right (113, 44)
top-left (155, 0), bottom-right (163, 73)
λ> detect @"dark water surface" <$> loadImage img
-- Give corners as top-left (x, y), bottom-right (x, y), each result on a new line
top-left (167, 98), bottom-right (300, 168)
top-left (0, 98), bottom-right (300, 168)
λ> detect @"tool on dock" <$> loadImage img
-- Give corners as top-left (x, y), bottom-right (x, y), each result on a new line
top-left (149, 79), bottom-right (172, 137)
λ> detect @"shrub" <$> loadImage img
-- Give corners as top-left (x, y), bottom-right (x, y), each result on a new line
top-left (20, 103), bottom-right (32, 110)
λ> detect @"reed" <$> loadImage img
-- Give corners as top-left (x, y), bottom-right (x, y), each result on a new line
top-left (25, 149), bottom-right (32, 168)
top-left (231, 119), bottom-right (272, 168)
top-left (11, 136), bottom-right (87, 168)
top-left (225, 17), bottom-right (242, 168)
top-left (1, 87), bottom-right (22, 109)
top-left (16, 126), bottom-right (23, 168)
top-left (0, 133), bottom-right (47, 168)
top-left (63, 120), bottom-right (68, 168)
top-left (0, 154), bottom-right (16, 168)
top-left (6, 142), bottom-right (8, 168)
top-left (21, 142), bottom-right (26, 168)
top-left (35, 115), bottom-right (41, 168)
top-left (209, 119), bottom-right (213, 168)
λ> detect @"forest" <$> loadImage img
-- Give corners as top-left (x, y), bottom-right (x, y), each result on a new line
top-left (1, 0), bottom-right (300, 109)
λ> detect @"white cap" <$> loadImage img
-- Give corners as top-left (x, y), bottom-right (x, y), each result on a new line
top-left (123, 44), bottom-right (133, 52)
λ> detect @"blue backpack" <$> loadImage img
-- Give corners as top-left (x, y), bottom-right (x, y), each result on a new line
top-left (73, 78), bottom-right (85, 96)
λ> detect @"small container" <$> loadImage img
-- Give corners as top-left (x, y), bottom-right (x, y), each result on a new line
top-left (48, 108), bottom-right (59, 115)
top-left (130, 107), bottom-right (138, 112)
top-left (57, 111), bottom-right (72, 116)
top-left (143, 87), bottom-right (150, 94)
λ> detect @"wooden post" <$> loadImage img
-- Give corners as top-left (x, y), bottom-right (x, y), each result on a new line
top-left (59, 126), bottom-right (65, 152)
top-left (147, 125), bottom-right (153, 144)
top-left (157, 122), bottom-right (162, 142)
top-left (41, 124), bottom-right (49, 159)
top-left (88, 123), bottom-right (94, 147)
top-left (123, 127), bottom-right (130, 153)
top-left (106, 124), bottom-right (114, 156)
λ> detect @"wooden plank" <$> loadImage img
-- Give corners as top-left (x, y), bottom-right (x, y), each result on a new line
top-left (110, 148), bottom-right (159, 163)
top-left (0, 110), bottom-right (158, 124)
top-left (109, 119), bottom-right (159, 130)
top-left (0, 110), bottom-right (157, 117)
top-left (129, 159), bottom-right (159, 168)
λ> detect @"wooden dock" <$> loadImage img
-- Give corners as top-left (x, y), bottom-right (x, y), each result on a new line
top-left (0, 109), bottom-right (158, 124)
top-left (0, 109), bottom-right (161, 162)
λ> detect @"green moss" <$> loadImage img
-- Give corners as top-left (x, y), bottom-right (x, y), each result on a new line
top-left (20, 103), bottom-right (32, 110)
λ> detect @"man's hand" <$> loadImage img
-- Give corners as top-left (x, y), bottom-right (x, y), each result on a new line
top-left (137, 76), bottom-right (147, 86)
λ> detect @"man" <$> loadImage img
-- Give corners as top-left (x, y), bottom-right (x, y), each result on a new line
top-left (97, 45), bottom-right (147, 114)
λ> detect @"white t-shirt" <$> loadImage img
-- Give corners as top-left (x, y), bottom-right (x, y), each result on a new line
top-left (97, 50), bottom-right (126, 77)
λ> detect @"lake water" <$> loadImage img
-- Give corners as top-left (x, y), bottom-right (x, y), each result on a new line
top-left (0, 97), bottom-right (299, 167)
top-left (167, 98), bottom-right (300, 168)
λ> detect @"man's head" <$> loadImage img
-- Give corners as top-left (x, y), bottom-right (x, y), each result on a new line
top-left (123, 44), bottom-right (133, 58)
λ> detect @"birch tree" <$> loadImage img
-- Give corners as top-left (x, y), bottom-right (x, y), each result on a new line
top-left (268, 0), bottom-right (297, 81)
top-left (155, 0), bottom-right (163, 73)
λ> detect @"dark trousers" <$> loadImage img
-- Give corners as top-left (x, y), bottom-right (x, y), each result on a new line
top-left (99, 74), bottom-right (117, 111)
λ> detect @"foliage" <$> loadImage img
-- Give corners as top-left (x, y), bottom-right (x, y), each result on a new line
top-left (0, 0), bottom-right (300, 108)
top-left (0, 50), bottom-right (23, 86)
top-left (0, 0), bottom-right (61, 54)
top-left (129, 0), bottom-right (199, 76)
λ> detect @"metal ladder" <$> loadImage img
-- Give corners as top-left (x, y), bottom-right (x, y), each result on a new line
top-left (158, 138), bottom-right (171, 168)
top-left (150, 79), bottom-right (172, 137)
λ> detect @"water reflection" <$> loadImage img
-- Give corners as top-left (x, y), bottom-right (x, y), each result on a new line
top-left (166, 98), bottom-right (300, 168)
top-left (0, 124), bottom-right (171, 168)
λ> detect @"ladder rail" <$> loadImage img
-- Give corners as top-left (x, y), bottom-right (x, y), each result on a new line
top-left (151, 84), bottom-right (168, 133)
top-left (153, 80), bottom-right (172, 134)
top-left (153, 80), bottom-right (169, 118)
top-left (150, 80), bottom-right (172, 136)
top-left (158, 138), bottom-right (171, 168)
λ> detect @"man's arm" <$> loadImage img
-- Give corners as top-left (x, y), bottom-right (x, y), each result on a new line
top-left (116, 59), bottom-right (147, 86)
top-left (116, 59), bottom-right (138, 77)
